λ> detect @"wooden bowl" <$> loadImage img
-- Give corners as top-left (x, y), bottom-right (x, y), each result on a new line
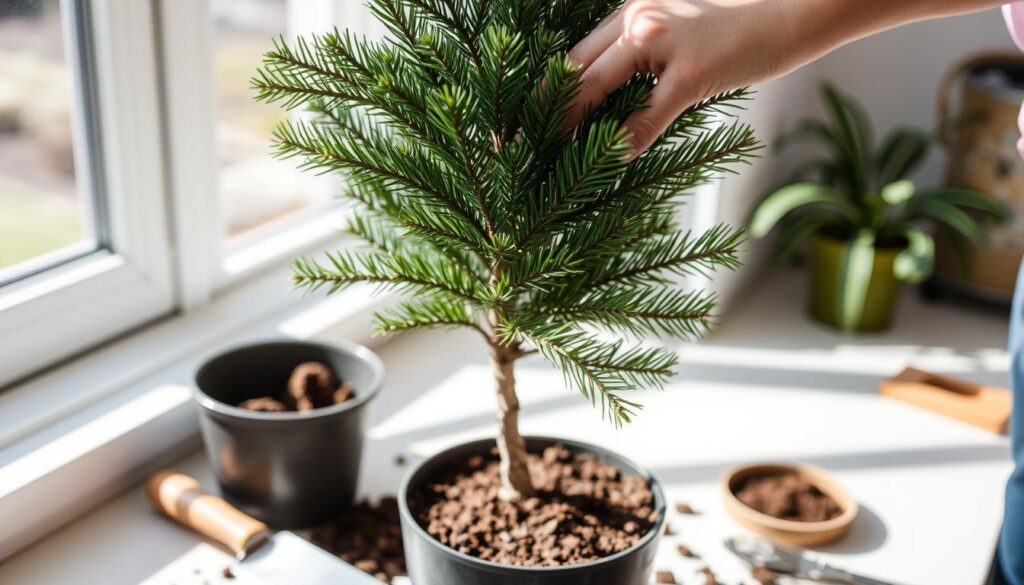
top-left (721, 463), bottom-right (858, 546)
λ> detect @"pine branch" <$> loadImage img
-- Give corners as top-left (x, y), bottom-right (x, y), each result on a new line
top-left (404, 0), bottom-right (484, 65)
top-left (659, 87), bottom-right (754, 144)
top-left (478, 26), bottom-right (529, 143)
top-left (292, 250), bottom-right (486, 303)
top-left (376, 295), bottom-right (489, 339)
top-left (515, 121), bottom-right (632, 248)
top-left (520, 55), bottom-right (581, 177)
top-left (254, 1), bottom-right (762, 434)
top-left (590, 224), bottom-right (745, 289)
top-left (503, 204), bottom-right (675, 296)
top-left (272, 120), bottom-right (490, 240)
top-left (417, 30), bottom-right (474, 86)
top-left (524, 288), bottom-right (717, 339)
top-left (346, 213), bottom-right (406, 254)
top-left (506, 319), bottom-right (677, 426)
top-left (368, 0), bottom-right (424, 60)
top-left (254, 35), bottom-right (435, 143)
top-left (428, 86), bottom-right (495, 237)
top-left (577, 121), bottom-right (759, 218)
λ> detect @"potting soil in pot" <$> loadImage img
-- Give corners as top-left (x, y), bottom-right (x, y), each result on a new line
top-left (407, 443), bottom-right (657, 567)
top-left (733, 471), bottom-right (841, 522)
top-left (236, 361), bottom-right (355, 412)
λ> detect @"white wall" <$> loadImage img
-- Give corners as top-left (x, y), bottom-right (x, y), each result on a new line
top-left (698, 7), bottom-right (1016, 307)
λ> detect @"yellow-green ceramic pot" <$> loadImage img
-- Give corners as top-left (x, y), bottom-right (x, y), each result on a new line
top-left (809, 233), bottom-right (905, 333)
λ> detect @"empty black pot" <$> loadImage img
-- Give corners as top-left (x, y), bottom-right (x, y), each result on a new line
top-left (194, 339), bottom-right (383, 528)
top-left (398, 436), bottom-right (666, 585)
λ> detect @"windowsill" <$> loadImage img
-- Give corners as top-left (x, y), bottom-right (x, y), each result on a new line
top-left (0, 262), bottom-right (394, 561)
top-left (0, 267), bottom-right (1013, 585)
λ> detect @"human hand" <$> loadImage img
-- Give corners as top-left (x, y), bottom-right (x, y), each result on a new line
top-left (567, 0), bottom-right (1008, 157)
top-left (566, 0), bottom-right (799, 156)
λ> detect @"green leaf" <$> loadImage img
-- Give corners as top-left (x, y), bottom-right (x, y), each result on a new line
top-left (749, 183), bottom-right (858, 238)
top-left (775, 118), bottom-right (840, 153)
top-left (837, 229), bottom-right (876, 332)
top-left (785, 159), bottom-right (837, 184)
top-left (881, 180), bottom-right (915, 205)
top-left (916, 188), bottom-right (1006, 220)
top-left (905, 197), bottom-right (986, 247)
top-left (876, 128), bottom-right (929, 185)
top-left (820, 83), bottom-right (872, 195)
top-left (893, 226), bottom-right (934, 284)
top-left (774, 215), bottom-right (838, 263)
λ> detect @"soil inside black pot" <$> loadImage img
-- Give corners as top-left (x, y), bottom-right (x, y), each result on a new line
top-left (732, 471), bottom-right (841, 522)
top-left (407, 443), bottom-right (657, 567)
top-left (236, 361), bottom-right (355, 412)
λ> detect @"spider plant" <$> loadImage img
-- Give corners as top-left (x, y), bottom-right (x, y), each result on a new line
top-left (749, 82), bottom-right (1004, 332)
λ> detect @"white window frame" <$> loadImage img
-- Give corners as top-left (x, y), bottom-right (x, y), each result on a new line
top-left (0, 0), bottom-right (393, 549)
top-left (0, 0), bottom-right (175, 388)
top-left (0, 0), bottom-right (381, 386)
top-left (159, 0), bottom-right (378, 311)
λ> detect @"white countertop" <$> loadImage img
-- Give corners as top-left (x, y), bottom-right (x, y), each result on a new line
top-left (0, 270), bottom-right (1014, 585)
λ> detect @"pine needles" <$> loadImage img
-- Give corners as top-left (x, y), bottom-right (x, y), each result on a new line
top-left (254, 0), bottom-right (759, 427)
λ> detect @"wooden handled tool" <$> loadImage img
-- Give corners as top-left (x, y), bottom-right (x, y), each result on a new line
top-left (146, 471), bottom-right (381, 584)
top-left (146, 471), bottom-right (270, 555)
top-left (880, 367), bottom-right (1011, 434)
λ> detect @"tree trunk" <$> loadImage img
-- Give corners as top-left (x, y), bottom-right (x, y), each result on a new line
top-left (491, 343), bottom-right (534, 500)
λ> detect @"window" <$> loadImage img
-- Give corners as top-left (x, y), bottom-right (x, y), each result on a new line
top-left (0, 0), bottom-right (97, 283)
top-left (0, 0), bottom-right (378, 387)
top-left (211, 0), bottom-right (336, 245)
top-left (161, 0), bottom-right (377, 304)
top-left (0, 0), bottom-right (173, 388)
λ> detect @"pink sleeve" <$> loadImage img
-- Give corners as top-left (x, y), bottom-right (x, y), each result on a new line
top-left (1006, 4), bottom-right (1024, 51)
top-left (1004, 4), bottom-right (1024, 158)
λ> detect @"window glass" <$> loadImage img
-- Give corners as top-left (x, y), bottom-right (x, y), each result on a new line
top-left (212, 0), bottom-right (336, 245)
top-left (0, 0), bottom-right (94, 277)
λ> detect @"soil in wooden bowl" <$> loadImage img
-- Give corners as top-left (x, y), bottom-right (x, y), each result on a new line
top-left (733, 471), bottom-right (841, 522)
top-left (407, 443), bottom-right (657, 567)
top-left (237, 361), bottom-right (355, 412)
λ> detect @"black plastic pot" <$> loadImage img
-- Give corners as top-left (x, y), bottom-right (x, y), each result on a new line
top-left (194, 339), bottom-right (384, 529)
top-left (398, 436), bottom-right (666, 585)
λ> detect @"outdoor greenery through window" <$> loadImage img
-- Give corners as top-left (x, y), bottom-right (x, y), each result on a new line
top-left (0, 0), bottom-right (95, 280)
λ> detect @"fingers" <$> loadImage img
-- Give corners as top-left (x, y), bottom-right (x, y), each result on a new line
top-left (622, 70), bottom-right (695, 157)
top-left (567, 10), bottom-right (623, 69)
top-left (565, 38), bottom-right (638, 129)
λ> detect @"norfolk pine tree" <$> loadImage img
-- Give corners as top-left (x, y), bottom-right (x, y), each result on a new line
top-left (253, 0), bottom-right (759, 501)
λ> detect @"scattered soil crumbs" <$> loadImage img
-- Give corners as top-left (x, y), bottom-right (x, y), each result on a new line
top-left (698, 566), bottom-right (720, 585)
top-left (733, 472), bottom-right (841, 522)
top-left (676, 543), bottom-right (698, 558)
top-left (655, 569), bottom-right (677, 583)
top-left (237, 361), bottom-right (354, 412)
top-left (309, 497), bottom-right (406, 583)
top-left (674, 502), bottom-right (697, 515)
top-left (408, 443), bottom-right (657, 567)
top-left (752, 564), bottom-right (779, 584)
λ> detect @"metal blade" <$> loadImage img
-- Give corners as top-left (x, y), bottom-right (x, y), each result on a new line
top-left (724, 535), bottom-right (818, 574)
top-left (234, 531), bottom-right (382, 585)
